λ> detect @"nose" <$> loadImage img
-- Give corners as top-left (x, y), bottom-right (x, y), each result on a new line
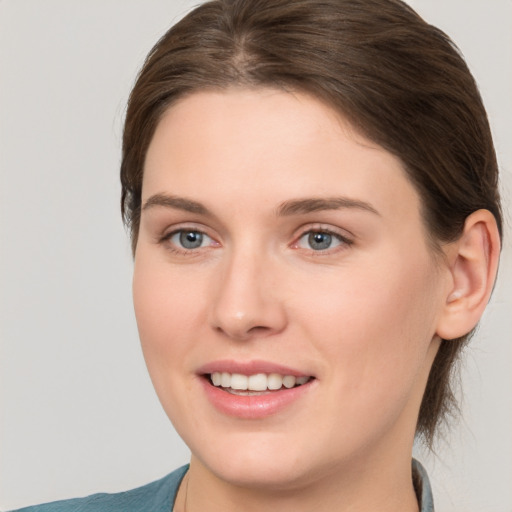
top-left (209, 250), bottom-right (288, 341)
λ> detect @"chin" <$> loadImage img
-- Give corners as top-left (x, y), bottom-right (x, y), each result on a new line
top-left (198, 451), bottom-right (319, 491)
top-left (182, 424), bottom-right (351, 492)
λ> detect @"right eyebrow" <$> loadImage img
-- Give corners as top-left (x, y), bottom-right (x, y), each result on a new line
top-left (141, 194), bottom-right (211, 215)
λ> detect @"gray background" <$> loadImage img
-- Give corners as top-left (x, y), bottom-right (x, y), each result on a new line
top-left (1, 1), bottom-right (511, 510)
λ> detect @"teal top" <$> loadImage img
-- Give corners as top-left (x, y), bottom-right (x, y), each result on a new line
top-left (9, 466), bottom-right (188, 512)
top-left (9, 460), bottom-right (434, 511)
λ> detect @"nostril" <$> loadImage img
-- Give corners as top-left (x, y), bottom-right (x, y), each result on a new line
top-left (247, 325), bottom-right (271, 334)
top-left (213, 323), bottom-right (273, 341)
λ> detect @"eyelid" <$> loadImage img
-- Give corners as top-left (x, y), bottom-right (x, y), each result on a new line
top-left (290, 224), bottom-right (354, 252)
top-left (159, 222), bottom-right (213, 241)
top-left (292, 223), bottom-right (354, 241)
top-left (158, 224), bottom-right (221, 254)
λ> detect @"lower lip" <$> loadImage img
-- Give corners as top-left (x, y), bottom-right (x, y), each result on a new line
top-left (199, 377), bottom-right (314, 419)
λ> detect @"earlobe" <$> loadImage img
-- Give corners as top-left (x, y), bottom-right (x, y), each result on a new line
top-left (436, 209), bottom-right (501, 340)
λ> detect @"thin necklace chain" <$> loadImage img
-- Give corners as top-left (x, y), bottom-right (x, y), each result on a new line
top-left (175, 472), bottom-right (189, 512)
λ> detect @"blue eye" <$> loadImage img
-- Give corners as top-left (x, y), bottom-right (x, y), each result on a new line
top-left (296, 230), bottom-right (347, 251)
top-left (168, 230), bottom-right (212, 250)
top-left (308, 232), bottom-right (333, 250)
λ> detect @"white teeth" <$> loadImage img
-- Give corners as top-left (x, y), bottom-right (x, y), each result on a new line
top-left (248, 373), bottom-right (267, 391)
top-left (230, 373), bottom-right (248, 390)
top-left (221, 372), bottom-right (231, 388)
top-left (209, 372), bottom-right (310, 391)
top-left (267, 373), bottom-right (283, 390)
top-left (282, 375), bottom-right (296, 388)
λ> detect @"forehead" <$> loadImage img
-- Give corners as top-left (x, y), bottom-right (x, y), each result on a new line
top-left (142, 87), bottom-right (422, 222)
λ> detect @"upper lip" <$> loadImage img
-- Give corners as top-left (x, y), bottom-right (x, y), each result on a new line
top-left (197, 359), bottom-right (313, 378)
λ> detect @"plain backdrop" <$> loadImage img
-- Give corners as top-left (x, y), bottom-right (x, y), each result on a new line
top-left (1, 1), bottom-right (511, 510)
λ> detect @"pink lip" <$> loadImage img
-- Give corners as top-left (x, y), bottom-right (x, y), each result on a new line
top-left (196, 359), bottom-right (316, 420)
top-left (197, 359), bottom-right (311, 377)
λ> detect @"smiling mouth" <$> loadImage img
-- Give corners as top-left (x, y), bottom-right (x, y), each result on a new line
top-left (206, 372), bottom-right (313, 395)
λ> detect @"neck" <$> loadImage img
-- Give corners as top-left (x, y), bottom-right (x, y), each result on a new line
top-left (177, 450), bottom-right (420, 512)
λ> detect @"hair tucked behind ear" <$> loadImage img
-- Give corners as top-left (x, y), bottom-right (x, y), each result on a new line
top-left (120, 0), bottom-right (502, 445)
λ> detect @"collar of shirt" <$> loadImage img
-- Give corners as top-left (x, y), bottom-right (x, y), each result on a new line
top-left (412, 458), bottom-right (435, 512)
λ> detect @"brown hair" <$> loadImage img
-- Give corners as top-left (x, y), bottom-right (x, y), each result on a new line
top-left (120, 0), bottom-right (502, 445)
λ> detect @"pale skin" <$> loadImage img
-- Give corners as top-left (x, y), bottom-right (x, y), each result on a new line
top-left (132, 88), bottom-right (500, 512)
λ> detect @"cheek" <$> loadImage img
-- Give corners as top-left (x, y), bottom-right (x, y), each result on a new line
top-left (292, 256), bottom-right (440, 404)
top-left (132, 253), bottom-right (206, 370)
top-left (132, 253), bottom-right (211, 432)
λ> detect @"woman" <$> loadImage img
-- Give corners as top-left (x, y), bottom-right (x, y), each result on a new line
top-left (7, 0), bottom-right (503, 510)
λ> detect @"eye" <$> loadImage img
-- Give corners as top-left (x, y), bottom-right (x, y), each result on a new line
top-left (167, 229), bottom-right (214, 250)
top-left (295, 230), bottom-right (350, 252)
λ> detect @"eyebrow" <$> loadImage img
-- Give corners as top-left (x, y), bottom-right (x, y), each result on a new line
top-left (142, 194), bottom-right (211, 215)
top-left (141, 193), bottom-right (380, 217)
top-left (276, 197), bottom-right (380, 217)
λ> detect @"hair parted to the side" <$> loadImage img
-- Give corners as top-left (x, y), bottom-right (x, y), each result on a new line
top-left (120, 0), bottom-right (502, 445)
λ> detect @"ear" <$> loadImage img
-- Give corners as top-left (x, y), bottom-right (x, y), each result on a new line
top-left (436, 209), bottom-right (501, 340)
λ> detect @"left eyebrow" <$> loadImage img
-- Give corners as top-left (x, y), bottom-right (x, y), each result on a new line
top-left (141, 194), bottom-right (211, 215)
top-left (276, 197), bottom-right (381, 217)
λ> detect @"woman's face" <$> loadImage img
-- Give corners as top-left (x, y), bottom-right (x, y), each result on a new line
top-left (133, 88), bottom-right (448, 488)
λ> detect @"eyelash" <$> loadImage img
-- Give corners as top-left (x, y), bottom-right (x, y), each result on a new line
top-left (292, 227), bottom-right (353, 254)
top-left (158, 226), bottom-right (353, 256)
top-left (159, 227), bottom-right (218, 256)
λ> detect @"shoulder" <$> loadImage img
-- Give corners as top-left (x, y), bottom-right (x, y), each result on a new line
top-left (9, 466), bottom-right (189, 512)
